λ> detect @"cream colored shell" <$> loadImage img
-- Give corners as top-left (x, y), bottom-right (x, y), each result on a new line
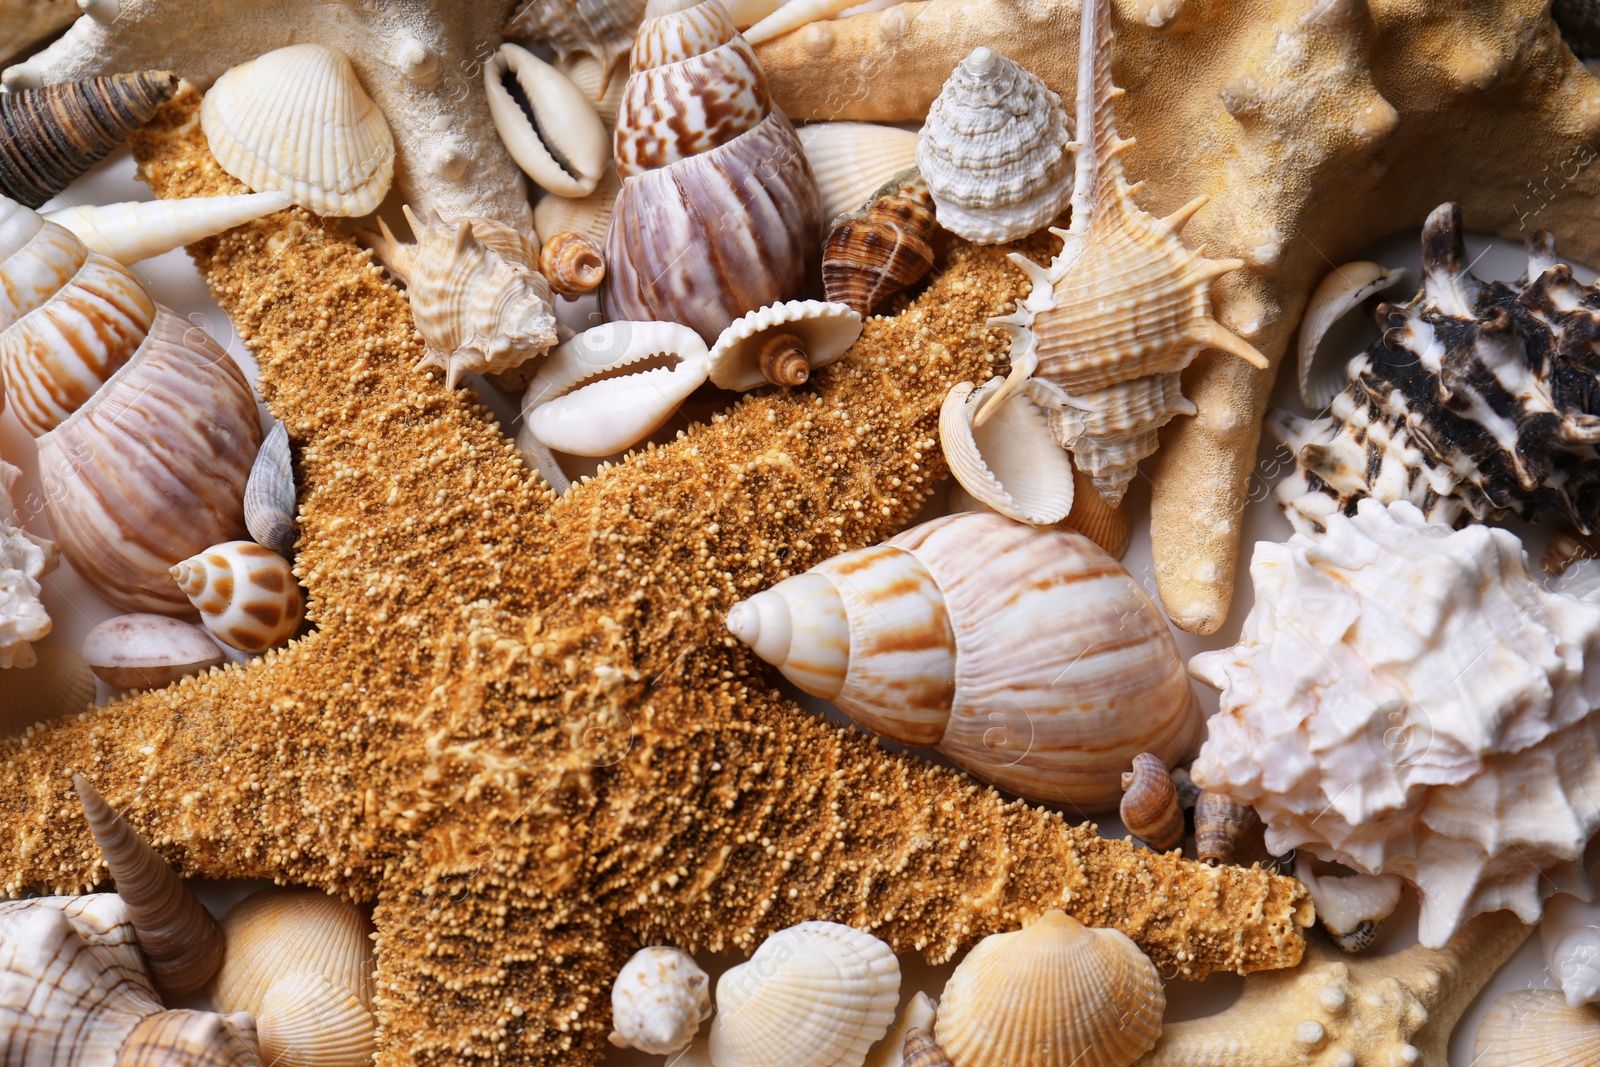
top-left (42, 192), bottom-right (293, 266)
top-left (935, 910), bottom-right (1163, 1067)
top-left (82, 613), bottom-right (224, 692)
top-left (706, 299), bottom-right (862, 391)
top-left (0, 456), bottom-right (55, 670)
top-left (608, 945), bottom-right (711, 1055)
top-left (861, 991), bottom-right (938, 1067)
top-left (1542, 891), bottom-right (1600, 1007)
top-left (1293, 260), bottom-right (1411, 408)
top-left (1474, 990), bottom-right (1600, 1067)
top-left (941, 377), bottom-right (1076, 526)
top-left (171, 541), bottom-right (304, 654)
top-left (201, 44), bottom-right (395, 217)
top-left (795, 121), bottom-right (920, 223)
top-left (486, 44), bottom-right (610, 198)
top-left (1293, 856), bottom-right (1403, 954)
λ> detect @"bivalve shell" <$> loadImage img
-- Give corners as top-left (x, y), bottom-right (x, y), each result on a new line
top-left (797, 122), bottom-right (921, 224)
top-left (171, 541), bottom-right (304, 654)
top-left (82, 613), bottom-right (224, 692)
top-left (257, 972), bottom-right (375, 1067)
top-left (706, 299), bottom-right (862, 391)
top-left (1474, 990), bottom-right (1600, 1067)
top-left (940, 378), bottom-right (1076, 526)
top-left (486, 44), bottom-right (610, 198)
top-left (534, 166), bottom-right (620, 247)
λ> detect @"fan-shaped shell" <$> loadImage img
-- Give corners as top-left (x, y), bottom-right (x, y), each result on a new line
top-left (171, 541), bottom-right (304, 654)
top-left (0, 645), bottom-right (94, 738)
top-left (796, 122), bottom-right (921, 224)
top-left (201, 44), bottom-right (395, 217)
top-left (83, 613), bottom-right (224, 692)
top-left (244, 421), bottom-right (297, 556)
top-left (940, 377), bottom-right (1076, 526)
top-left (257, 972), bottom-right (374, 1067)
top-left (935, 910), bottom-right (1164, 1067)
top-left (609, 945), bottom-right (711, 1055)
top-left (710, 921), bottom-right (899, 1067)
top-left (707, 300), bottom-right (862, 390)
top-left (821, 168), bottom-right (937, 318)
top-left (1474, 990), bottom-right (1600, 1067)
top-left (486, 44), bottom-right (610, 198)
top-left (534, 166), bottom-right (620, 246)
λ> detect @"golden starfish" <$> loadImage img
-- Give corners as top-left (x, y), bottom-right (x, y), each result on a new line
top-left (756, 0), bottom-right (1600, 633)
top-left (0, 90), bottom-right (1310, 1066)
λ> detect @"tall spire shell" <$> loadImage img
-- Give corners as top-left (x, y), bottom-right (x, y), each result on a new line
top-left (0, 71), bottom-right (178, 209)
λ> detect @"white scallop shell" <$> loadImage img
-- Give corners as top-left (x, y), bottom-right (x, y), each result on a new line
top-left (485, 44), bottom-right (610, 199)
top-left (707, 300), bottom-right (862, 391)
top-left (171, 541), bottom-right (304, 654)
top-left (82, 613), bottom-right (224, 692)
top-left (42, 192), bottom-right (293, 266)
top-left (201, 44), bottom-right (395, 217)
top-left (1294, 261), bottom-right (1412, 408)
top-left (916, 47), bottom-right (1074, 244)
top-left (794, 122), bottom-right (920, 223)
top-left (1543, 891), bottom-right (1600, 1007)
top-left (1474, 990), bottom-right (1600, 1067)
top-left (609, 945), bottom-right (711, 1055)
top-left (940, 377), bottom-right (1076, 526)
top-left (710, 921), bottom-right (900, 1067)
top-left (257, 972), bottom-right (374, 1067)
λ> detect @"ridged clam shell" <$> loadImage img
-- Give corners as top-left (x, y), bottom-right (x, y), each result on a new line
top-left (1294, 857), bottom-right (1403, 954)
top-left (42, 193), bottom-right (293, 267)
top-left (118, 1010), bottom-right (264, 1067)
top-left (608, 945), bottom-right (711, 1055)
top-left (201, 45), bottom-right (395, 217)
top-left (797, 124), bottom-right (921, 222)
top-left (1294, 261), bottom-right (1412, 408)
top-left (0, 645), bottom-right (95, 738)
top-left (0, 72), bottom-right (178, 208)
top-left (82, 613), bottom-right (224, 691)
top-left (917, 48), bottom-right (1074, 245)
top-left (540, 231), bottom-right (606, 297)
top-left (207, 888), bottom-right (375, 1025)
top-left (171, 541), bottom-right (304, 654)
top-left (37, 306), bottom-right (260, 616)
top-left (486, 44), bottom-right (610, 198)
top-left (245, 422), bottom-right (298, 555)
top-left (1120, 752), bottom-right (1184, 852)
top-left (258, 972), bottom-right (375, 1067)
top-left (534, 166), bottom-right (620, 247)
top-left (937, 911), bottom-right (1163, 1067)
top-left (1474, 990), bottom-right (1600, 1067)
top-left (706, 299), bottom-right (862, 391)
top-left (821, 167), bottom-right (936, 318)
top-left (505, 0), bottom-right (648, 93)
top-left (941, 377), bottom-right (1076, 526)
top-left (710, 921), bottom-right (900, 1067)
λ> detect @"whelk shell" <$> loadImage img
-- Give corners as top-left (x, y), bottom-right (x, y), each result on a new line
top-left (901, 1029), bottom-right (952, 1067)
top-left (940, 377), bottom-right (1076, 527)
top-left (201, 44), bottom-right (395, 217)
top-left (0, 645), bottom-right (94, 738)
top-left (485, 44), bottom-right (610, 199)
top-left (608, 945), bottom-right (711, 1055)
top-left (540, 231), bottom-right (606, 297)
top-left (710, 921), bottom-right (900, 1067)
top-left (1294, 856), bottom-right (1403, 954)
top-left (82, 613), bottom-right (225, 691)
top-left (821, 168), bottom-right (937, 318)
top-left (935, 910), bottom-right (1164, 1067)
top-left (1474, 990), bottom-right (1600, 1067)
top-left (42, 192), bottom-right (294, 266)
top-left (1192, 789), bottom-right (1260, 867)
top-left (244, 421), bottom-right (298, 556)
top-left (1120, 751), bottom-right (1184, 852)
top-left (796, 121), bottom-right (921, 224)
top-left (171, 541), bottom-right (305, 654)
top-left (706, 299), bottom-right (862, 390)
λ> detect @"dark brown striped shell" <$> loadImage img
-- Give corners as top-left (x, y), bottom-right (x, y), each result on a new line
top-left (0, 71), bottom-right (178, 208)
top-left (823, 169), bottom-right (937, 318)
top-left (1120, 752), bottom-right (1184, 852)
top-left (1195, 790), bottom-right (1262, 866)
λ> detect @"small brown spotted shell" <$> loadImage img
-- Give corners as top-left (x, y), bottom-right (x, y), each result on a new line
top-left (1120, 752), bottom-right (1183, 852)
top-left (822, 169), bottom-right (937, 318)
top-left (170, 541), bottom-right (304, 654)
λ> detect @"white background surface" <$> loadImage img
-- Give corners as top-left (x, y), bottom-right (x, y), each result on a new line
top-left (27, 151), bottom-right (1584, 1065)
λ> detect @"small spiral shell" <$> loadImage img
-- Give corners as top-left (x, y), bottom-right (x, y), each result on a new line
top-left (540, 232), bottom-right (606, 297)
top-left (1194, 790), bottom-right (1261, 866)
top-left (822, 169), bottom-right (937, 318)
top-left (245, 422), bottom-right (298, 555)
top-left (903, 1029), bottom-right (952, 1067)
top-left (1119, 752), bottom-right (1183, 852)
top-left (170, 541), bottom-right (305, 654)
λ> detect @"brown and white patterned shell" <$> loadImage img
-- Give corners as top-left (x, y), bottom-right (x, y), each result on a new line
top-left (823, 169), bottom-right (937, 318)
top-left (540, 231), bottom-right (606, 297)
top-left (171, 541), bottom-right (304, 653)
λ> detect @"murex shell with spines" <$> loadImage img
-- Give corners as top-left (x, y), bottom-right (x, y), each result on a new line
top-left (1273, 201), bottom-right (1600, 536)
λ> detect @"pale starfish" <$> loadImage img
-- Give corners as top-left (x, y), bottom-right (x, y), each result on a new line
top-left (755, 0), bottom-right (1600, 633)
top-left (0, 90), bottom-right (1311, 1067)
top-left (1137, 910), bottom-right (1532, 1066)
top-left (1, 0), bottom-right (533, 228)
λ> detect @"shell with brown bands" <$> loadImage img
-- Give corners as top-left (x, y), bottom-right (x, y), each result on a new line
top-left (903, 1029), bottom-right (952, 1067)
top-left (1120, 752), bottom-right (1184, 852)
top-left (1194, 790), bottom-right (1261, 866)
top-left (540, 231), bottom-right (606, 297)
top-left (822, 169), bottom-right (937, 318)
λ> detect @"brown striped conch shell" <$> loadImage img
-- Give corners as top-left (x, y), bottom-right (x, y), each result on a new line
top-left (0, 645), bottom-right (93, 737)
top-left (1121, 752), bottom-right (1184, 852)
top-left (82, 613), bottom-right (225, 691)
top-left (41, 193), bottom-right (293, 267)
top-left (822, 168), bottom-right (937, 318)
top-left (798, 122), bottom-right (921, 224)
top-left (540, 231), bottom-right (606, 297)
top-left (1474, 990), bottom-right (1600, 1067)
top-left (935, 910), bottom-right (1164, 1067)
top-left (706, 300), bottom-right (862, 390)
top-left (486, 44), bottom-right (611, 199)
top-left (727, 511), bottom-right (1202, 808)
top-left (171, 541), bottom-right (305, 654)
top-left (73, 773), bottom-right (226, 996)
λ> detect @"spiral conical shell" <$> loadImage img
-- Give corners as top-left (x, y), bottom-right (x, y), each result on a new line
top-left (540, 232), bottom-right (606, 297)
top-left (935, 911), bottom-right (1164, 1067)
top-left (823, 170), bottom-right (937, 319)
top-left (1120, 752), bottom-right (1184, 852)
top-left (42, 192), bottom-right (293, 267)
top-left (171, 541), bottom-right (304, 654)
top-left (608, 945), bottom-right (710, 1055)
top-left (244, 422), bottom-right (297, 556)
top-left (1193, 790), bottom-right (1260, 867)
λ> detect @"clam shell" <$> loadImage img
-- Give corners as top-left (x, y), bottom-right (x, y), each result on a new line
top-left (1474, 990), bottom-right (1600, 1067)
top-left (1294, 261), bottom-right (1412, 408)
top-left (0, 645), bottom-right (95, 739)
top-left (540, 231), bottom-right (607, 297)
top-left (608, 945), bottom-right (711, 1055)
top-left (940, 377), bottom-right (1075, 526)
top-left (82, 613), bottom-right (225, 691)
top-left (821, 167), bottom-right (936, 317)
top-left (201, 45), bottom-right (395, 217)
top-left (935, 911), bottom-right (1164, 1067)
top-left (1120, 752), bottom-right (1184, 852)
top-left (257, 972), bottom-right (375, 1067)
top-left (171, 541), bottom-right (304, 654)
top-left (707, 300), bottom-right (862, 391)
top-left (1293, 857), bottom-right (1403, 954)
top-left (710, 921), bottom-right (900, 1067)
top-left (207, 888), bottom-right (375, 1022)
top-left (534, 165), bottom-right (620, 247)
top-left (245, 421), bottom-right (298, 555)
top-left (42, 192), bottom-right (294, 266)
top-left (486, 44), bottom-right (611, 198)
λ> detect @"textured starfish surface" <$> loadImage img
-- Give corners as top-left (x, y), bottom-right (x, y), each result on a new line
top-left (2, 0), bottom-right (531, 227)
top-left (0, 90), bottom-right (1310, 1066)
top-left (757, 0), bottom-right (1600, 633)
top-left (1138, 911), bottom-right (1532, 1066)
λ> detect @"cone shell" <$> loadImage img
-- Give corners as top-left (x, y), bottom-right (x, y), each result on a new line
top-left (710, 921), bottom-right (900, 1067)
top-left (207, 888), bottom-right (375, 1025)
top-left (1474, 990), bottom-right (1600, 1067)
top-left (0, 645), bottom-right (94, 738)
top-left (822, 169), bottom-right (937, 318)
top-left (540, 231), bottom-right (606, 297)
top-left (37, 306), bottom-right (261, 616)
top-left (706, 300), bottom-right (862, 391)
top-left (201, 45), bottom-right (395, 217)
top-left (257, 973), bottom-right (374, 1067)
top-left (244, 421), bottom-right (298, 555)
top-left (1120, 752), bottom-right (1184, 852)
top-left (608, 945), bottom-right (711, 1055)
top-left (83, 613), bottom-right (225, 691)
top-left (797, 123), bottom-right (921, 224)
top-left (42, 192), bottom-right (293, 267)
top-left (171, 541), bottom-right (304, 654)
top-left (486, 44), bottom-right (611, 198)
top-left (941, 378), bottom-right (1076, 527)
top-left (0, 72), bottom-right (178, 209)
top-left (936, 911), bottom-right (1162, 1067)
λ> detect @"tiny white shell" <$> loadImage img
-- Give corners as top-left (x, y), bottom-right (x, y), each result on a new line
top-left (1295, 261), bottom-right (1412, 408)
top-left (42, 192), bottom-right (293, 265)
top-left (170, 541), bottom-right (305, 654)
top-left (82, 613), bottom-right (225, 691)
top-left (608, 945), bottom-right (711, 1055)
top-left (795, 122), bottom-right (921, 223)
top-left (707, 300), bottom-right (862, 391)
top-left (201, 44), bottom-right (395, 217)
top-left (485, 43), bottom-right (611, 199)
top-left (940, 377), bottom-right (1076, 526)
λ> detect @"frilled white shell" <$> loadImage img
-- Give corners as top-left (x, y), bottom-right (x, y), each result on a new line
top-left (201, 44), bottom-right (395, 217)
top-left (940, 378), bottom-right (1076, 526)
top-left (711, 921), bottom-right (899, 1067)
top-left (0, 457), bottom-right (54, 669)
top-left (1543, 891), bottom-right (1600, 1007)
top-left (1474, 990), bottom-right (1600, 1067)
top-left (795, 122), bottom-right (921, 222)
top-left (916, 47), bottom-right (1074, 245)
top-left (707, 300), bottom-right (862, 391)
top-left (1191, 499), bottom-right (1600, 948)
top-left (485, 44), bottom-right (610, 198)
top-left (171, 541), bottom-right (304, 654)
top-left (608, 945), bottom-right (711, 1055)
top-left (42, 192), bottom-right (293, 266)
top-left (82, 613), bottom-right (224, 691)
top-left (1293, 856), bottom-right (1404, 954)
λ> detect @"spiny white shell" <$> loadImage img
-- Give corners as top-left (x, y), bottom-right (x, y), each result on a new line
top-left (936, 911), bottom-right (1163, 1067)
top-left (1474, 990), bottom-right (1600, 1067)
top-left (1293, 856), bottom-right (1403, 953)
top-left (201, 44), bottom-right (395, 217)
top-left (171, 541), bottom-right (304, 654)
top-left (42, 192), bottom-right (293, 266)
top-left (711, 921), bottom-right (899, 1067)
top-left (1543, 891), bottom-right (1600, 1007)
top-left (245, 422), bottom-right (297, 555)
top-left (940, 377), bottom-right (1076, 526)
top-left (707, 300), bottom-right (862, 391)
top-left (795, 122), bottom-right (921, 222)
top-left (1294, 261), bottom-right (1412, 408)
top-left (82, 613), bottom-right (224, 692)
top-left (916, 47), bottom-right (1074, 244)
top-left (0, 644), bottom-right (95, 737)
top-left (257, 972), bottom-right (374, 1067)
top-left (1191, 499), bottom-right (1600, 948)
top-left (486, 44), bottom-right (610, 198)
top-left (609, 945), bottom-right (711, 1055)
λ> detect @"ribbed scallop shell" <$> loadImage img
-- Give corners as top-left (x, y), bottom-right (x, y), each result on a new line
top-left (201, 45), bottom-right (395, 217)
top-left (941, 377), bottom-right (1076, 526)
top-left (82, 613), bottom-right (224, 691)
top-left (1474, 990), bottom-right (1600, 1067)
top-left (244, 421), bottom-right (297, 556)
top-left (171, 541), bottom-right (304, 654)
top-left (535, 166), bottom-right (620, 247)
top-left (822, 169), bottom-right (936, 318)
top-left (707, 300), bottom-right (862, 391)
top-left (1120, 752), bottom-right (1184, 852)
top-left (796, 122), bottom-right (920, 223)
top-left (935, 910), bottom-right (1164, 1067)
top-left (37, 307), bottom-right (260, 616)
top-left (916, 48), bottom-right (1074, 245)
top-left (258, 973), bottom-right (374, 1067)
top-left (609, 945), bottom-right (711, 1055)
top-left (710, 921), bottom-right (900, 1067)
top-left (0, 645), bottom-right (94, 738)
top-left (486, 44), bottom-right (610, 198)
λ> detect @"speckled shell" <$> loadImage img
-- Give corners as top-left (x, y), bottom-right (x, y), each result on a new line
top-left (82, 613), bottom-right (224, 691)
top-left (917, 47), bottom-right (1074, 245)
top-left (608, 945), bottom-right (711, 1055)
top-left (822, 169), bottom-right (937, 318)
top-left (171, 541), bottom-right (304, 654)
top-left (706, 299), bottom-right (862, 391)
top-left (36, 307), bottom-right (261, 616)
top-left (1474, 990), bottom-right (1600, 1067)
top-left (935, 911), bottom-right (1164, 1067)
top-left (201, 44), bottom-right (394, 217)
top-left (710, 921), bottom-right (900, 1067)
top-left (486, 44), bottom-right (610, 198)
top-left (0, 645), bottom-right (94, 739)
top-left (1121, 752), bottom-right (1184, 852)
top-left (603, 0), bottom-right (824, 344)
top-left (797, 121), bottom-right (921, 223)
top-left (727, 511), bottom-right (1202, 808)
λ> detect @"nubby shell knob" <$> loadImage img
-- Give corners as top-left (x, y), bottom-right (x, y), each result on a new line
top-left (171, 541), bottom-right (304, 653)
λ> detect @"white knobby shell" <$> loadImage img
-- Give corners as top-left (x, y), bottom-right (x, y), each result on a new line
top-left (42, 192), bottom-right (293, 266)
top-left (935, 911), bottom-right (1163, 1067)
top-left (82, 613), bottom-right (224, 691)
top-left (1474, 990), bottom-right (1600, 1067)
top-left (201, 44), bottom-right (395, 217)
top-left (171, 541), bottom-right (304, 654)
top-left (245, 421), bottom-right (298, 555)
top-left (916, 47), bottom-right (1074, 245)
top-left (940, 378), bottom-right (1076, 526)
top-left (1293, 856), bottom-right (1404, 954)
top-left (794, 121), bottom-right (920, 222)
top-left (485, 43), bottom-right (611, 198)
top-left (1543, 891), bottom-right (1600, 1007)
top-left (707, 300), bottom-right (862, 391)
top-left (711, 921), bottom-right (899, 1067)
top-left (0, 645), bottom-right (94, 738)
top-left (608, 945), bottom-right (711, 1055)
